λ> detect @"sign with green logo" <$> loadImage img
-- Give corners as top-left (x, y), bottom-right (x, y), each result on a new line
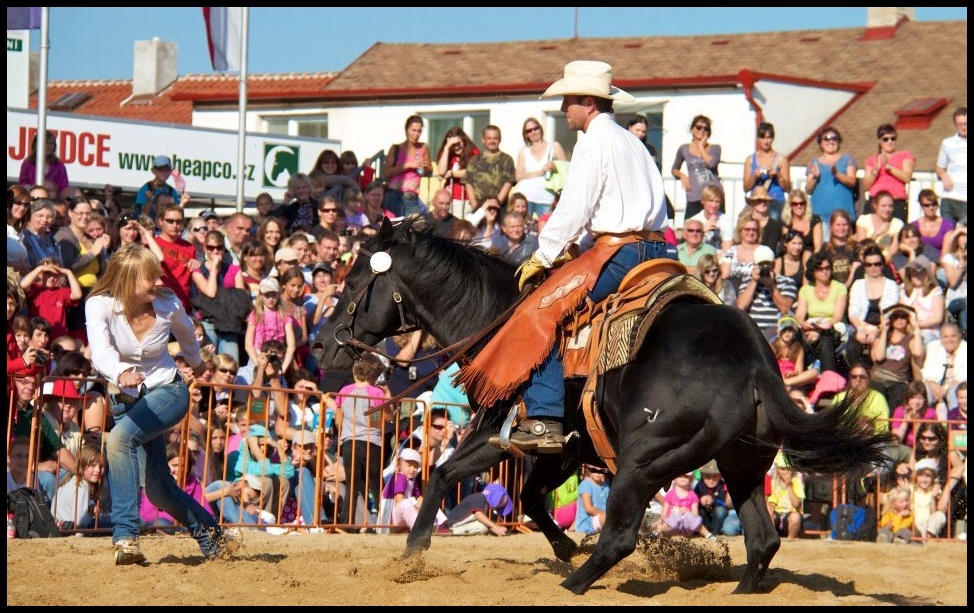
top-left (8, 38), bottom-right (24, 52)
top-left (262, 143), bottom-right (299, 188)
top-left (950, 430), bottom-right (967, 451)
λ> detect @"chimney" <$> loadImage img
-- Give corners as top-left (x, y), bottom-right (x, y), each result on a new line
top-left (866, 7), bottom-right (916, 28)
top-left (132, 37), bottom-right (177, 97)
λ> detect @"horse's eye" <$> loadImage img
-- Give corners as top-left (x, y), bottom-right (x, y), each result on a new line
top-left (346, 281), bottom-right (357, 291)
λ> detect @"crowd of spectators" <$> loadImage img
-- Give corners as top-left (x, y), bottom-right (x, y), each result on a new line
top-left (6, 107), bottom-right (967, 541)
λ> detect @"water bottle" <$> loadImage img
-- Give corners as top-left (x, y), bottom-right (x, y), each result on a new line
top-left (7, 512), bottom-right (15, 540)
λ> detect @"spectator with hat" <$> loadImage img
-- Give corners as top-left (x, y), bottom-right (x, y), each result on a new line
top-left (244, 276), bottom-right (297, 374)
top-left (232, 423), bottom-right (294, 517)
top-left (869, 303), bottom-right (924, 409)
top-left (766, 455), bottom-right (805, 539)
top-left (200, 208), bottom-right (221, 231)
top-left (443, 480), bottom-right (512, 536)
top-left (271, 247), bottom-right (300, 279)
top-left (743, 185), bottom-right (786, 251)
top-left (135, 155), bottom-right (183, 220)
top-left (736, 244), bottom-right (797, 342)
top-left (694, 460), bottom-right (741, 536)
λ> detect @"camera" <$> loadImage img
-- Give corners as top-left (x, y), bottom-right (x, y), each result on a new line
top-left (267, 352), bottom-right (282, 368)
top-left (758, 263), bottom-right (774, 282)
top-left (34, 351), bottom-right (49, 365)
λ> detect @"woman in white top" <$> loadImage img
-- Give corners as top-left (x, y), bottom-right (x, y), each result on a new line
top-left (86, 244), bottom-right (240, 565)
top-left (515, 117), bottom-right (567, 222)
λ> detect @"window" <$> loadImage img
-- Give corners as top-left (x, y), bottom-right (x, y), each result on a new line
top-left (261, 115), bottom-right (329, 138)
top-left (424, 113), bottom-right (489, 156)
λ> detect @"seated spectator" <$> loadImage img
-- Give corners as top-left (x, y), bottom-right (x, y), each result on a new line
top-left (443, 481), bottom-right (511, 536)
top-left (736, 244), bottom-right (797, 342)
top-left (766, 455), bottom-right (804, 539)
top-left (920, 322), bottom-right (966, 415)
top-left (940, 228), bottom-right (966, 336)
top-left (890, 381), bottom-right (939, 450)
top-left (899, 256), bottom-right (944, 346)
top-left (697, 253), bottom-right (736, 304)
top-left (869, 304), bottom-right (925, 410)
top-left (380, 448), bottom-right (447, 533)
top-left (232, 423), bottom-right (294, 516)
top-left (6, 437), bottom-right (32, 494)
top-left (655, 471), bottom-right (713, 539)
top-left (677, 218), bottom-right (716, 278)
top-left (694, 460), bottom-right (741, 536)
top-left (140, 442), bottom-right (205, 534)
top-left (774, 316), bottom-right (818, 392)
top-left (876, 486), bottom-right (914, 544)
top-left (490, 210), bottom-right (539, 265)
top-left (549, 472), bottom-right (579, 530)
top-left (53, 444), bottom-right (107, 530)
top-left (575, 466), bottom-right (611, 535)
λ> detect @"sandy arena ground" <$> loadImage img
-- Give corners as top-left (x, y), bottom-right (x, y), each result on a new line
top-left (6, 530), bottom-right (967, 606)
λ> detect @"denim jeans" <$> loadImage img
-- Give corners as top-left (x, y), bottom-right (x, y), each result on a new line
top-left (528, 201), bottom-right (553, 221)
top-left (291, 467), bottom-right (321, 525)
top-left (107, 379), bottom-right (219, 543)
top-left (205, 480), bottom-right (259, 525)
top-left (524, 240), bottom-right (677, 419)
top-left (199, 320), bottom-right (240, 364)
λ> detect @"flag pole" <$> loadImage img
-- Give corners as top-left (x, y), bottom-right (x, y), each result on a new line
top-left (235, 7), bottom-right (249, 212)
top-left (35, 7), bottom-right (51, 192)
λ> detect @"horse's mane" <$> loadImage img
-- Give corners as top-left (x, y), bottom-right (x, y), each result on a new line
top-left (388, 217), bottom-right (520, 329)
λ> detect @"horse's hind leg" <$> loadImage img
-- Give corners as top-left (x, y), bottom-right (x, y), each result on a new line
top-left (405, 432), bottom-right (506, 557)
top-left (722, 459), bottom-right (780, 593)
top-left (520, 457), bottom-right (580, 562)
top-left (561, 467), bottom-right (664, 595)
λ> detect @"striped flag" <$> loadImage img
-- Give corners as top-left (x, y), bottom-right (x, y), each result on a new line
top-left (7, 7), bottom-right (41, 30)
top-left (202, 7), bottom-right (242, 72)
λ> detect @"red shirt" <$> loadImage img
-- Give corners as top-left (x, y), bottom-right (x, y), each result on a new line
top-left (155, 236), bottom-right (197, 312)
top-left (27, 284), bottom-right (75, 339)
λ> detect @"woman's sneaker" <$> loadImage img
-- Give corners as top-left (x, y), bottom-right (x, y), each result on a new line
top-left (113, 539), bottom-right (146, 566)
top-left (195, 526), bottom-right (243, 560)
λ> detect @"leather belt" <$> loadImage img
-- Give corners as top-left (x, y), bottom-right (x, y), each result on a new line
top-left (594, 229), bottom-right (666, 246)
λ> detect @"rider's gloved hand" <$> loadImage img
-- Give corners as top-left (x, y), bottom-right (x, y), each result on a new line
top-left (515, 254), bottom-right (547, 292)
top-left (552, 244), bottom-right (579, 268)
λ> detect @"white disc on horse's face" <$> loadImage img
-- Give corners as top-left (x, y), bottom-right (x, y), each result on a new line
top-left (370, 251), bottom-right (392, 274)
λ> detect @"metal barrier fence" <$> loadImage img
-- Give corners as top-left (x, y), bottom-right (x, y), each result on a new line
top-left (7, 374), bottom-right (967, 540)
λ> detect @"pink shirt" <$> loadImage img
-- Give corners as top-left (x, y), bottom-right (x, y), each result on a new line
top-left (248, 309), bottom-right (294, 352)
top-left (865, 150), bottom-right (915, 200)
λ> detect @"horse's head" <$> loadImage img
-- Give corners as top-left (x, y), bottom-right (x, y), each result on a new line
top-left (312, 217), bottom-right (409, 369)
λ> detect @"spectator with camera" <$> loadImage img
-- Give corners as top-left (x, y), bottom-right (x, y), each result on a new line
top-left (736, 245), bottom-right (797, 342)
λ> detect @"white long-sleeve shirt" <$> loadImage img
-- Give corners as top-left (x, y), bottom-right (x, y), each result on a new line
top-left (534, 113), bottom-right (666, 267)
top-left (85, 289), bottom-right (202, 390)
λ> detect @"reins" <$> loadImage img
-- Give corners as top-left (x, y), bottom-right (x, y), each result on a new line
top-left (334, 245), bottom-right (531, 415)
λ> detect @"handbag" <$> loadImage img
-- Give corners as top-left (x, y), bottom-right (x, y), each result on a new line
top-left (543, 160), bottom-right (570, 196)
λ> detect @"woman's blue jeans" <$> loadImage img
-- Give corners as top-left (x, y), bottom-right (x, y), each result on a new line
top-left (524, 240), bottom-right (676, 420)
top-left (200, 320), bottom-right (240, 364)
top-left (107, 380), bottom-right (218, 543)
top-left (291, 467), bottom-right (321, 524)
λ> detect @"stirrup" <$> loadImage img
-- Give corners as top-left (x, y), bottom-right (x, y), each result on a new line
top-left (497, 402), bottom-right (520, 450)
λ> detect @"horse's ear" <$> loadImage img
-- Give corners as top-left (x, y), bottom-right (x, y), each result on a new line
top-left (378, 216), bottom-right (394, 240)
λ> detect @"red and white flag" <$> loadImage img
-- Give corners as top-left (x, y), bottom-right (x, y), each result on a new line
top-left (202, 7), bottom-right (242, 72)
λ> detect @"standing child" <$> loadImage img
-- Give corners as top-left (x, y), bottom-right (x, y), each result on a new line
top-left (876, 486), bottom-right (914, 543)
top-left (330, 354), bottom-right (391, 526)
top-left (655, 471), bottom-right (714, 538)
top-left (244, 277), bottom-right (296, 372)
top-left (912, 458), bottom-right (948, 539)
top-left (20, 257), bottom-right (83, 341)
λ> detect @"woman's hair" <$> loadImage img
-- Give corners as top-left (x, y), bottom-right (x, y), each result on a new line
top-left (917, 188), bottom-right (938, 208)
top-left (240, 238), bottom-right (269, 273)
top-left (898, 224), bottom-right (921, 242)
top-left (339, 150), bottom-right (359, 169)
top-left (257, 216), bottom-right (284, 249)
top-left (733, 209), bottom-right (757, 244)
top-left (757, 122), bottom-right (775, 139)
top-left (690, 115), bottom-right (712, 135)
top-left (404, 114), bottom-right (423, 132)
top-left (904, 380), bottom-right (929, 406)
top-left (876, 123), bottom-right (897, 140)
top-left (286, 172), bottom-right (314, 200)
top-left (12, 314), bottom-right (30, 335)
top-left (521, 117), bottom-right (546, 146)
top-left (51, 350), bottom-right (91, 378)
top-left (697, 254), bottom-right (725, 293)
top-left (166, 441), bottom-right (196, 480)
top-left (7, 184), bottom-right (31, 231)
top-left (771, 330), bottom-right (803, 362)
top-left (902, 260), bottom-right (937, 296)
top-left (65, 445), bottom-right (103, 490)
top-left (860, 244), bottom-right (886, 266)
top-left (870, 190), bottom-right (895, 212)
top-left (804, 251), bottom-right (833, 284)
top-left (89, 244), bottom-right (167, 321)
top-left (28, 198), bottom-right (57, 225)
top-left (29, 131), bottom-right (59, 164)
top-left (214, 352), bottom-right (239, 374)
top-left (825, 209), bottom-right (857, 254)
top-left (780, 189), bottom-right (810, 226)
top-left (255, 192), bottom-right (275, 209)
top-left (436, 126), bottom-right (478, 166)
top-left (816, 125), bottom-right (842, 145)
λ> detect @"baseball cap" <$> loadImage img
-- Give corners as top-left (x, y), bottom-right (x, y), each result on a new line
top-left (258, 277), bottom-right (280, 294)
top-left (152, 155), bottom-right (172, 168)
top-left (311, 263), bottom-right (331, 276)
top-left (777, 316), bottom-right (801, 334)
top-left (247, 424), bottom-right (268, 438)
top-left (399, 448), bottom-right (422, 465)
top-left (41, 379), bottom-right (81, 400)
top-left (904, 255), bottom-right (932, 273)
top-left (274, 247), bottom-right (298, 263)
top-left (200, 208), bottom-right (219, 221)
top-left (483, 483), bottom-right (513, 518)
top-left (699, 459), bottom-right (720, 475)
top-left (753, 245), bottom-right (776, 265)
top-left (244, 474), bottom-right (263, 491)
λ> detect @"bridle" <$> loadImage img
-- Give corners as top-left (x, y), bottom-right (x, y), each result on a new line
top-left (329, 246), bottom-right (531, 412)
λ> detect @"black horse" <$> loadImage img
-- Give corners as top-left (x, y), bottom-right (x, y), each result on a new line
top-left (314, 218), bottom-right (892, 595)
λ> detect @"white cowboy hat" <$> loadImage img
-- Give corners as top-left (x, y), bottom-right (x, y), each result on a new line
top-left (540, 60), bottom-right (634, 102)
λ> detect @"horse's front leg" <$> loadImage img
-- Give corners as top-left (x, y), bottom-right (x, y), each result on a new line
top-left (520, 457), bottom-right (581, 562)
top-left (405, 428), bottom-right (508, 557)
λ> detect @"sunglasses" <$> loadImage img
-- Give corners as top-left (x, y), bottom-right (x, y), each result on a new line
top-left (162, 217), bottom-right (184, 225)
top-left (320, 208), bottom-right (339, 213)
top-left (790, 201), bottom-right (806, 207)
top-left (703, 268), bottom-right (719, 275)
top-left (429, 423), bottom-right (447, 430)
top-left (816, 265), bottom-right (832, 271)
top-left (742, 227), bottom-right (759, 232)
top-left (693, 124), bottom-right (709, 131)
top-left (218, 367), bottom-right (237, 375)
top-left (920, 202), bottom-right (938, 208)
top-left (189, 226), bottom-right (207, 233)
top-left (205, 244), bottom-right (224, 251)
top-left (880, 136), bottom-right (897, 143)
top-left (863, 261), bottom-right (884, 268)
top-left (821, 135), bottom-right (840, 142)
top-left (683, 228), bottom-right (702, 234)
top-left (524, 126), bottom-right (541, 134)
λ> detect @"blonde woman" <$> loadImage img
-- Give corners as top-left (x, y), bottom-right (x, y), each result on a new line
top-left (720, 211), bottom-right (763, 290)
top-left (781, 188), bottom-right (822, 254)
top-left (900, 258), bottom-right (945, 345)
top-left (698, 253), bottom-right (736, 305)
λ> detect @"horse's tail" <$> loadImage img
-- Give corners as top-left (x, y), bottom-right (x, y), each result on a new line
top-left (756, 370), bottom-right (897, 475)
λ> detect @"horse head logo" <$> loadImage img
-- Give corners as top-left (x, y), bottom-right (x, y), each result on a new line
top-left (262, 144), bottom-right (299, 188)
